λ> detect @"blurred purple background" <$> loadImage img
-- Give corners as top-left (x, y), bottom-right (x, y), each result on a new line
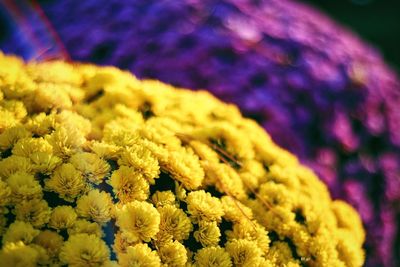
top-left (1, 0), bottom-right (400, 266)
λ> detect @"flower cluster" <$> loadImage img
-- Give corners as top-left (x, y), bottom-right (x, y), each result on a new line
top-left (0, 52), bottom-right (364, 266)
top-left (8, 1), bottom-right (397, 266)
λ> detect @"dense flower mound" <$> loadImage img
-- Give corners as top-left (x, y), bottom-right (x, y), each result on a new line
top-left (7, 1), bottom-right (395, 266)
top-left (0, 52), bottom-right (365, 266)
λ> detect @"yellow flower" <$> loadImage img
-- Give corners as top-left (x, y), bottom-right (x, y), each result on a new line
top-left (102, 120), bottom-right (140, 147)
top-left (2, 221), bottom-right (39, 244)
top-left (220, 196), bottom-right (253, 223)
top-left (189, 140), bottom-right (220, 163)
top-left (12, 137), bottom-right (52, 158)
top-left (25, 112), bottom-right (56, 136)
top-left (29, 244), bottom-right (51, 266)
top-left (119, 243), bottom-right (161, 267)
top-left (202, 162), bottom-right (246, 200)
top-left (13, 199), bottom-right (51, 228)
top-left (335, 230), bottom-right (365, 267)
top-left (0, 180), bottom-right (11, 206)
top-left (225, 220), bottom-right (270, 254)
top-left (151, 190), bottom-right (176, 207)
top-left (158, 240), bottom-right (187, 267)
top-left (112, 232), bottom-right (137, 256)
top-left (46, 127), bottom-right (85, 158)
top-left (109, 166), bottom-right (149, 203)
top-left (49, 206), bottom-right (77, 230)
top-left (265, 241), bottom-right (300, 266)
top-left (0, 241), bottom-right (40, 267)
top-left (157, 204), bottom-right (192, 243)
top-left (191, 122), bottom-right (254, 161)
top-left (59, 234), bottom-right (110, 267)
top-left (0, 110), bottom-right (18, 133)
top-left (45, 163), bottom-right (87, 202)
top-left (118, 144), bottom-right (160, 184)
top-left (88, 141), bottom-right (120, 159)
top-left (0, 125), bottom-right (30, 151)
top-left (332, 200), bottom-right (365, 245)
top-left (161, 146), bottom-right (204, 190)
top-left (67, 219), bottom-right (103, 238)
top-left (33, 230), bottom-right (64, 259)
top-left (225, 239), bottom-right (264, 267)
top-left (70, 152), bottom-right (110, 184)
top-left (56, 111), bottom-right (91, 137)
top-left (186, 190), bottom-right (224, 223)
top-left (28, 82), bottom-right (72, 113)
top-left (194, 246), bottom-right (232, 267)
top-left (7, 172), bottom-right (42, 203)
top-left (115, 200), bottom-right (160, 243)
top-left (0, 156), bottom-right (31, 179)
top-left (194, 221), bottom-right (221, 247)
top-left (76, 189), bottom-right (113, 224)
top-left (12, 131), bottom-right (61, 174)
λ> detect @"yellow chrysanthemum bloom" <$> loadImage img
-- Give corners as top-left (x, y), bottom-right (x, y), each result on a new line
top-left (109, 166), bottom-right (149, 203)
top-left (119, 243), bottom-right (161, 267)
top-left (76, 189), bottom-right (114, 224)
top-left (0, 241), bottom-right (40, 267)
top-left (67, 219), bottom-right (103, 238)
top-left (157, 204), bottom-right (193, 244)
top-left (13, 199), bottom-right (51, 228)
top-left (194, 246), bottom-right (232, 267)
top-left (69, 152), bottom-right (110, 184)
top-left (33, 230), bottom-right (64, 260)
top-left (59, 233), bottom-right (110, 267)
top-left (193, 221), bottom-right (221, 247)
top-left (225, 239), bottom-right (264, 267)
top-left (186, 190), bottom-right (224, 223)
top-left (0, 52), bottom-right (365, 266)
top-left (158, 240), bottom-right (187, 267)
top-left (49, 205), bottom-right (77, 230)
top-left (7, 172), bottom-right (42, 203)
top-left (151, 190), bottom-right (176, 207)
top-left (115, 200), bottom-right (160, 243)
top-left (45, 163), bottom-right (87, 202)
top-left (2, 221), bottom-right (39, 245)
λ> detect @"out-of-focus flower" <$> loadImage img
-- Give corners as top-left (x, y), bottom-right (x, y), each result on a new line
top-left (0, 52), bottom-right (365, 266)
top-left (59, 234), bottom-right (110, 267)
top-left (0, 241), bottom-right (41, 267)
top-left (13, 198), bottom-right (51, 228)
top-left (2, 221), bottom-right (39, 245)
top-left (48, 206), bottom-right (77, 230)
top-left (33, 230), bottom-right (64, 260)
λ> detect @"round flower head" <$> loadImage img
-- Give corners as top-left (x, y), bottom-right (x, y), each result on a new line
top-left (49, 205), bottom-right (77, 230)
top-left (59, 233), bottom-right (110, 267)
top-left (0, 53), bottom-right (365, 266)
top-left (0, 241), bottom-right (40, 267)
top-left (76, 189), bottom-right (113, 224)
top-left (16, 1), bottom-right (400, 265)
top-left (115, 200), bottom-right (160, 243)
top-left (119, 243), bottom-right (161, 267)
